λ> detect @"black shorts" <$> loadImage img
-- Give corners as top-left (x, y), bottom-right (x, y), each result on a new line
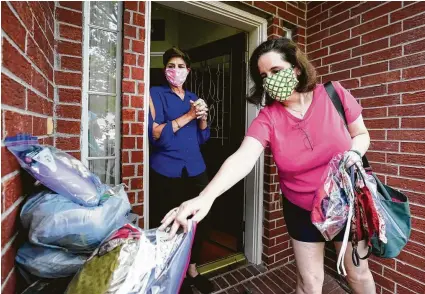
top-left (282, 196), bottom-right (347, 243)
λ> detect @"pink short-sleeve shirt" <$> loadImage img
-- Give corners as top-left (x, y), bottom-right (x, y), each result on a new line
top-left (246, 82), bottom-right (362, 211)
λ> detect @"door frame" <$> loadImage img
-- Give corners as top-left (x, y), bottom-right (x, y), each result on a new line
top-left (143, 1), bottom-right (268, 265)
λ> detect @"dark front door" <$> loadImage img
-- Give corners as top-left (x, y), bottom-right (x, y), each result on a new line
top-left (186, 33), bottom-right (247, 254)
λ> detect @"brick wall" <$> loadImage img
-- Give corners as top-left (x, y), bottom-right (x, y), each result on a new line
top-left (244, 1), bottom-right (307, 268)
top-left (1, 1), bottom-right (56, 292)
top-left (121, 1), bottom-right (146, 228)
top-left (306, 1), bottom-right (425, 293)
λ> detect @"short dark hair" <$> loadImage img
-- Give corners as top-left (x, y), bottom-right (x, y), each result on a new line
top-left (163, 47), bottom-right (191, 68)
top-left (247, 38), bottom-right (317, 106)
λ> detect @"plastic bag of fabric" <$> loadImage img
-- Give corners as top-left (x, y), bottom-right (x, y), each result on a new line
top-left (311, 153), bottom-right (354, 241)
top-left (16, 243), bottom-right (88, 278)
top-left (21, 186), bottom-right (131, 253)
top-left (66, 222), bottom-right (196, 294)
top-left (5, 134), bottom-right (107, 207)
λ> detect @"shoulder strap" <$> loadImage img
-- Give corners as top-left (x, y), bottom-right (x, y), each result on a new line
top-left (324, 81), bottom-right (348, 127)
top-left (324, 81), bottom-right (371, 169)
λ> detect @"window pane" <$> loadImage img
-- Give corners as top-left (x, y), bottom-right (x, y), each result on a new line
top-left (88, 95), bottom-right (116, 157)
top-left (89, 29), bottom-right (117, 93)
top-left (90, 1), bottom-right (118, 30)
top-left (89, 159), bottom-right (115, 185)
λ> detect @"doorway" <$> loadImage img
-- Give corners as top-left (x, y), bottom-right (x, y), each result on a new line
top-left (144, 1), bottom-right (268, 266)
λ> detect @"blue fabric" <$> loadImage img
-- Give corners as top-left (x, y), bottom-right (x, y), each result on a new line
top-left (149, 85), bottom-right (210, 178)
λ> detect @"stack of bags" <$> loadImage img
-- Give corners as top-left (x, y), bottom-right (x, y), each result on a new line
top-left (5, 134), bottom-right (131, 279)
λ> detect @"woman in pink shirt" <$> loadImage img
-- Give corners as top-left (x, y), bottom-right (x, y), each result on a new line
top-left (161, 38), bottom-right (375, 294)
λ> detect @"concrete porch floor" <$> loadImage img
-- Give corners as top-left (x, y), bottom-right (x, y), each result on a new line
top-left (194, 262), bottom-right (349, 294)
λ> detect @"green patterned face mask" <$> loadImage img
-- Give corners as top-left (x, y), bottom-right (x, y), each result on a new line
top-left (263, 68), bottom-right (298, 102)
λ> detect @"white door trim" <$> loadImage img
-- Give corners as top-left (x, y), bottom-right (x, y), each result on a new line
top-left (144, 1), bottom-right (267, 265)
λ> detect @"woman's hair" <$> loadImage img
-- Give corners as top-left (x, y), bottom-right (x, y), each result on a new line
top-left (247, 38), bottom-right (317, 106)
top-left (163, 47), bottom-right (191, 68)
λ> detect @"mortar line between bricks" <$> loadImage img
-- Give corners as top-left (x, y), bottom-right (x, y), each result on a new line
top-left (56, 5), bottom-right (83, 14)
top-left (56, 21), bottom-right (83, 29)
top-left (0, 196), bottom-right (25, 221)
top-left (1, 234), bottom-right (18, 256)
top-left (0, 170), bottom-right (20, 184)
top-left (56, 36), bottom-right (82, 44)
top-left (1, 104), bottom-right (54, 119)
top-left (1, 267), bottom-right (15, 288)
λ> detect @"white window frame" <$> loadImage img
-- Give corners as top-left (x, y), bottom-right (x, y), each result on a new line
top-left (81, 1), bottom-right (123, 185)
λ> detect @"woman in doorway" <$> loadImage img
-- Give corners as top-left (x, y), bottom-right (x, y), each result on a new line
top-left (160, 39), bottom-right (376, 294)
top-left (148, 47), bottom-right (214, 293)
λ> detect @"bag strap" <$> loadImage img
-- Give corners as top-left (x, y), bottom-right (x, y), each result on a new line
top-left (324, 81), bottom-right (371, 169)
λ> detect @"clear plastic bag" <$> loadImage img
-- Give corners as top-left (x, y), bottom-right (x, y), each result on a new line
top-left (5, 134), bottom-right (107, 207)
top-left (66, 222), bottom-right (196, 294)
top-left (311, 153), bottom-right (354, 241)
top-left (16, 243), bottom-right (88, 278)
top-left (21, 186), bottom-right (131, 253)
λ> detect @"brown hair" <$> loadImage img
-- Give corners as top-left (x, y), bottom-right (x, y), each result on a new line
top-left (247, 38), bottom-right (317, 106)
top-left (163, 47), bottom-right (191, 68)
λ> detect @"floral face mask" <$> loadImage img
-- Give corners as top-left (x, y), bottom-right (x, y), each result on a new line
top-left (165, 68), bottom-right (189, 87)
top-left (263, 68), bottom-right (298, 102)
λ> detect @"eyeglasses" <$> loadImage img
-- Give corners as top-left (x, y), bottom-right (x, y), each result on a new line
top-left (293, 123), bottom-right (314, 151)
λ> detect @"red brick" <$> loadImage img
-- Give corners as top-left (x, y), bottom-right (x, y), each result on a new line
top-left (132, 40), bottom-right (144, 53)
top-left (308, 28), bottom-right (330, 44)
top-left (122, 109), bottom-right (136, 121)
top-left (61, 56), bottom-right (82, 71)
top-left (124, 53), bottom-right (137, 65)
top-left (388, 79), bottom-right (425, 94)
top-left (308, 10), bottom-right (329, 26)
top-left (131, 67), bottom-right (144, 80)
top-left (388, 130), bottom-right (425, 141)
top-left (27, 37), bottom-right (53, 81)
top-left (31, 68), bottom-right (48, 95)
top-left (29, 2), bottom-right (46, 29)
top-left (254, 1), bottom-right (277, 14)
top-left (33, 21), bottom-right (52, 56)
top-left (369, 162), bottom-right (398, 175)
top-left (361, 95), bottom-right (400, 107)
top-left (1, 74), bottom-right (25, 109)
top-left (1, 268), bottom-right (17, 294)
top-left (4, 111), bottom-right (32, 137)
top-left (322, 10), bottom-right (350, 30)
top-left (56, 136), bottom-right (80, 150)
top-left (364, 118), bottom-right (399, 129)
top-left (352, 39), bottom-right (389, 57)
top-left (130, 96), bottom-right (143, 108)
top-left (57, 40), bottom-right (82, 56)
top-left (402, 117), bottom-right (425, 129)
top-left (363, 47), bottom-right (402, 65)
top-left (56, 104), bottom-right (81, 119)
top-left (138, 82), bottom-right (145, 95)
top-left (391, 1), bottom-right (425, 22)
top-left (10, 1), bottom-right (33, 32)
top-left (131, 151), bottom-right (143, 163)
top-left (137, 137), bottom-right (143, 149)
top-left (137, 110), bottom-right (144, 122)
top-left (361, 71), bottom-right (401, 87)
top-left (330, 58), bottom-right (360, 73)
top-left (362, 23), bottom-right (402, 44)
top-left (392, 26), bottom-right (425, 47)
top-left (137, 165), bottom-right (143, 176)
top-left (351, 1), bottom-right (384, 17)
top-left (400, 166), bottom-right (425, 181)
top-left (285, 3), bottom-right (304, 18)
top-left (2, 174), bottom-right (23, 212)
top-left (307, 47), bottom-right (328, 61)
top-left (361, 107), bottom-right (387, 118)
top-left (403, 65), bottom-right (425, 80)
top-left (28, 91), bottom-right (50, 115)
top-left (369, 141), bottom-right (399, 152)
top-left (352, 62), bottom-right (388, 78)
top-left (133, 13), bottom-right (145, 27)
top-left (1, 147), bottom-right (19, 177)
top-left (403, 12), bottom-right (425, 31)
top-left (55, 71), bottom-right (82, 87)
top-left (122, 137), bottom-right (136, 149)
top-left (366, 151), bottom-right (386, 162)
top-left (351, 85), bottom-right (386, 98)
top-left (124, 25), bottom-right (137, 38)
top-left (1, 206), bottom-right (19, 249)
top-left (404, 39), bottom-right (425, 55)
top-left (122, 165), bottom-right (135, 177)
top-left (403, 91), bottom-right (425, 104)
top-left (137, 55), bottom-right (145, 67)
top-left (1, 2), bottom-right (26, 51)
top-left (60, 1), bottom-right (83, 11)
top-left (307, 3), bottom-right (321, 19)
top-left (323, 70), bottom-right (350, 82)
top-left (122, 80), bottom-right (136, 93)
top-left (123, 65), bottom-right (130, 79)
top-left (277, 9), bottom-right (297, 25)
top-left (32, 116), bottom-right (47, 136)
top-left (384, 268), bottom-right (425, 293)
top-left (58, 88), bottom-right (81, 103)
top-left (412, 216), bottom-right (425, 232)
top-left (57, 119), bottom-right (80, 134)
top-left (390, 52), bottom-right (425, 70)
top-left (59, 24), bottom-right (82, 41)
top-left (323, 50), bottom-right (351, 65)
top-left (389, 104), bottom-right (425, 117)
top-left (56, 7), bottom-right (82, 26)
top-left (316, 65), bottom-right (329, 76)
top-left (362, 1), bottom-right (402, 22)
top-left (401, 142), bottom-right (425, 154)
top-left (307, 23), bottom-right (320, 36)
top-left (387, 153), bottom-right (425, 166)
top-left (127, 1), bottom-right (140, 12)
top-left (330, 37), bottom-right (360, 54)
top-left (122, 122), bottom-right (130, 135)
top-left (373, 273), bottom-right (396, 292)
top-left (2, 39), bottom-right (31, 84)
top-left (340, 78), bottom-right (360, 89)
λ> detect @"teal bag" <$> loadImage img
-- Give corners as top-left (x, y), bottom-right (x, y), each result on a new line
top-left (324, 81), bottom-right (411, 259)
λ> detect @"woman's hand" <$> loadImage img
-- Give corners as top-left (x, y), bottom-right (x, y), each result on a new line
top-left (187, 101), bottom-right (198, 120)
top-left (192, 99), bottom-right (208, 119)
top-left (159, 194), bottom-right (215, 239)
top-left (345, 150), bottom-right (362, 169)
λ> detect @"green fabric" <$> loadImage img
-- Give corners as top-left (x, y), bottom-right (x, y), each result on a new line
top-left (66, 245), bottom-right (122, 294)
top-left (263, 68), bottom-right (298, 102)
top-left (370, 174), bottom-right (411, 258)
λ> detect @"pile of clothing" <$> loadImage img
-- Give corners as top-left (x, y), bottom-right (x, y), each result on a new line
top-left (311, 152), bottom-right (389, 275)
top-left (6, 134), bottom-right (196, 293)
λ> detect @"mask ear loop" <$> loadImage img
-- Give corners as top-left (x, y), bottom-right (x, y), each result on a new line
top-left (261, 90), bottom-right (266, 107)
